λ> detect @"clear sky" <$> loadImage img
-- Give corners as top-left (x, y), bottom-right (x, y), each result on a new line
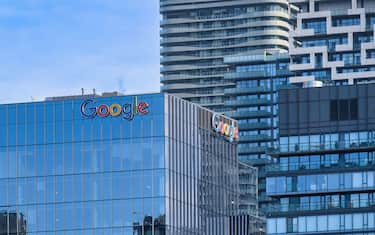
top-left (0, 0), bottom-right (160, 103)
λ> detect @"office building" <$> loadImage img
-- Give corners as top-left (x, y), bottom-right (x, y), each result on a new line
top-left (0, 93), bottom-right (240, 235)
top-left (223, 51), bottom-right (292, 212)
top-left (266, 84), bottom-right (375, 234)
top-left (289, 0), bottom-right (375, 85)
top-left (160, 0), bottom-right (296, 112)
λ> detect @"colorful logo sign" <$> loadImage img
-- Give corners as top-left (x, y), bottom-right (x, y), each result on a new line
top-left (212, 113), bottom-right (239, 142)
top-left (81, 96), bottom-right (149, 120)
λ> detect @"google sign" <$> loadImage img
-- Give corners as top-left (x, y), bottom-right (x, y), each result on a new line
top-left (81, 96), bottom-right (149, 120)
top-left (212, 113), bottom-right (239, 142)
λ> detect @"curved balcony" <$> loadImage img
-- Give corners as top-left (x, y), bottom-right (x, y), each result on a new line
top-left (168, 92), bottom-right (225, 99)
top-left (161, 74), bottom-right (223, 82)
top-left (161, 39), bottom-right (289, 54)
top-left (224, 69), bottom-right (291, 80)
top-left (162, 82), bottom-right (232, 92)
top-left (161, 29), bottom-right (290, 45)
top-left (160, 10), bottom-right (291, 25)
top-left (160, 20), bottom-right (291, 35)
top-left (161, 0), bottom-right (290, 13)
top-left (160, 64), bottom-right (227, 72)
top-left (161, 55), bottom-right (222, 63)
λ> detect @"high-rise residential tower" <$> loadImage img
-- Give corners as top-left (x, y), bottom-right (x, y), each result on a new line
top-left (289, 0), bottom-right (375, 86)
top-left (160, 0), bottom-right (296, 112)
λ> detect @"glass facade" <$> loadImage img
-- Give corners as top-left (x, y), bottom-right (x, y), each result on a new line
top-left (267, 212), bottom-right (375, 234)
top-left (223, 52), bottom-right (292, 214)
top-left (0, 93), bottom-right (239, 235)
top-left (279, 130), bottom-right (375, 153)
top-left (266, 141), bottom-right (375, 234)
top-left (266, 83), bottom-right (375, 235)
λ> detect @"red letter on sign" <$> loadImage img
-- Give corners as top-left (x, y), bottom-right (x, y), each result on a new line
top-left (137, 102), bottom-right (149, 115)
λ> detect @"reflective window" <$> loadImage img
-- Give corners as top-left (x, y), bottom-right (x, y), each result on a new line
top-left (268, 212), bottom-right (375, 234)
top-left (267, 171), bottom-right (375, 194)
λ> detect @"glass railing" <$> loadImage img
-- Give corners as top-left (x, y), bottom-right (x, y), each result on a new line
top-left (267, 159), bottom-right (374, 172)
top-left (275, 140), bottom-right (375, 153)
top-left (265, 199), bottom-right (375, 214)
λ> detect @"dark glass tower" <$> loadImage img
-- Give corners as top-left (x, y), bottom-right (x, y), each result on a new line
top-left (266, 84), bottom-right (375, 234)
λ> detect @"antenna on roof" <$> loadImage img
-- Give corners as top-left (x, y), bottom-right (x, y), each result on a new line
top-left (93, 88), bottom-right (96, 96)
top-left (118, 78), bottom-right (125, 94)
top-left (81, 88), bottom-right (84, 96)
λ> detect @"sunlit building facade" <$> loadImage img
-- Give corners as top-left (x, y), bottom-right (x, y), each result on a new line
top-left (0, 93), bottom-right (240, 235)
top-left (289, 0), bottom-right (375, 85)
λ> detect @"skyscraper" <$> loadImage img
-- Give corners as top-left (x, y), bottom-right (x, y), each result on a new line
top-left (160, 0), bottom-right (296, 112)
top-left (289, 0), bottom-right (375, 85)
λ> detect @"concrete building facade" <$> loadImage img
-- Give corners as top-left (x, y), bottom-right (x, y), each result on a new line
top-left (289, 0), bottom-right (375, 85)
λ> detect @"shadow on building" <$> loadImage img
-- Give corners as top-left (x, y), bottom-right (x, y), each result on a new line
top-left (0, 211), bottom-right (27, 235)
top-left (132, 215), bottom-right (166, 235)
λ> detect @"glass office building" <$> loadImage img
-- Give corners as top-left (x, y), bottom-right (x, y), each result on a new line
top-left (0, 93), bottom-right (240, 235)
top-left (223, 51), bottom-right (292, 213)
top-left (265, 84), bottom-right (375, 234)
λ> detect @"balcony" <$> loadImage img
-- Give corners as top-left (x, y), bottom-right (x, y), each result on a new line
top-left (239, 155), bottom-right (274, 166)
top-left (161, 82), bottom-right (231, 91)
top-left (224, 110), bottom-right (273, 119)
top-left (238, 146), bottom-right (268, 154)
top-left (274, 140), bottom-right (375, 155)
top-left (264, 199), bottom-right (375, 215)
top-left (224, 69), bottom-right (290, 80)
top-left (224, 98), bottom-right (272, 107)
top-left (224, 86), bottom-right (272, 95)
top-left (239, 134), bottom-right (273, 143)
top-left (239, 122), bottom-right (272, 131)
top-left (161, 74), bottom-right (223, 82)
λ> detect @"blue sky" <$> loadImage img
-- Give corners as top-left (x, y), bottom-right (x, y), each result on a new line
top-left (0, 0), bottom-right (160, 103)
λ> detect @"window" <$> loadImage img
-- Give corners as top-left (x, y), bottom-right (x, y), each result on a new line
top-left (330, 99), bottom-right (358, 121)
top-left (330, 100), bottom-right (338, 121)
top-left (350, 99), bottom-right (358, 119)
top-left (287, 218), bottom-right (298, 233)
top-left (317, 216), bottom-right (327, 231)
top-left (339, 100), bottom-right (349, 120)
top-left (328, 174), bottom-right (339, 190)
top-left (353, 214), bottom-right (363, 230)
top-left (328, 215), bottom-right (340, 231)
top-left (306, 216), bottom-right (316, 232)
